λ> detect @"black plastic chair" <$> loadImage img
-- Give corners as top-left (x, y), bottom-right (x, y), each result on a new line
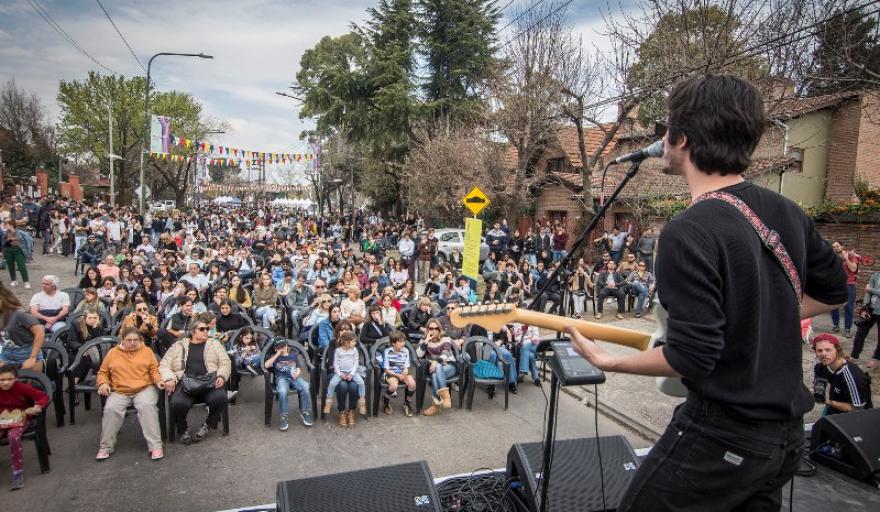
top-left (65, 336), bottom-right (118, 425)
top-left (40, 341), bottom-right (69, 427)
top-left (461, 336), bottom-right (510, 411)
top-left (260, 339), bottom-right (314, 426)
top-left (62, 288), bottom-right (84, 311)
top-left (368, 337), bottom-right (420, 417)
top-left (165, 384), bottom-right (229, 442)
top-left (318, 341), bottom-right (372, 420)
top-left (226, 326), bottom-right (274, 396)
top-left (415, 341), bottom-right (463, 413)
top-left (0, 371), bottom-right (53, 473)
top-left (68, 309), bottom-right (113, 334)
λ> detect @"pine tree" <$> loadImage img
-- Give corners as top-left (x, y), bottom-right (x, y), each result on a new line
top-left (810, 7), bottom-right (880, 95)
top-left (418, 0), bottom-right (500, 127)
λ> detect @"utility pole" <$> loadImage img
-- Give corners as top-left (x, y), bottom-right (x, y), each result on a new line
top-left (108, 100), bottom-right (114, 206)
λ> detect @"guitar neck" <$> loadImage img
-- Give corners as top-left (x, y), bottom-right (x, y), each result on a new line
top-left (511, 309), bottom-right (651, 351)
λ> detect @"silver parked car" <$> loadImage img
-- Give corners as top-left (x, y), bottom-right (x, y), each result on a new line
top-left (434, 228), bottom-right (490, 263)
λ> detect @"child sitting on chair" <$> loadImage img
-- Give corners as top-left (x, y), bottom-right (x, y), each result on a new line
top-left (228, 326), bottom-right (262, 376)
top-left (323, 331), bottom-right (366, 419)
top-left (0, 364), bottom-right (49, 490)
top-left (381, 330), bottom-right (416, 417)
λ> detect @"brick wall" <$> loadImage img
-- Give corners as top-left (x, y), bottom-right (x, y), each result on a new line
top-left (826, 99), bottom-right (862, 202)
top-left (815, 220), bottom-right (880, 293)
top-left (36, 169), bottom-right (48, 198)
top-left (856, 94), bottom-right (880, 190)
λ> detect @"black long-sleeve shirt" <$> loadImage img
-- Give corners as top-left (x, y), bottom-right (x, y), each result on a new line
top-left (656, 181), bottom-right (846, 421)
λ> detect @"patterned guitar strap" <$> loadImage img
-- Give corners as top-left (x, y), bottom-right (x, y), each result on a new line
top-left (692, 191), bottom-right (803, 304)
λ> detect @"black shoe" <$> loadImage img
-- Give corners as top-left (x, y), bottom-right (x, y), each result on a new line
top-left (533, 378), bottom-right (541, 386)
top-left (487, 385), bottom-right (496, 400)
top-left (179, 430), bottom-right (193, 445)
top-left (509, 383), bottom-right (518, 394)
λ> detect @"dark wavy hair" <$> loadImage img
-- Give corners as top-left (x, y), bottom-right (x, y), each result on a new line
top-left (667, 74), bottom-right (765, 175)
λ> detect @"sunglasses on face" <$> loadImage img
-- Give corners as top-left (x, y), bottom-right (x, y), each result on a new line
top-left (195, 326), bottom-right (209, 332)
top-left (427, 326), bottom-right (440, 331)
top-left (136, 307), bottom-right (148, 312)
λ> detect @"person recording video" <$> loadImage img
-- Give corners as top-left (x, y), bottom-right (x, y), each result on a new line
top-left (812, 333), bottom-right (870, 416)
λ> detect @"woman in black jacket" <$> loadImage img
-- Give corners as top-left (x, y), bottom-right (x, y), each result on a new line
top-left (360, 306), bottom-right (392, 346)
top-left (78, 266), bottom-right (101, 290)
top-left (67, 307), bottom-right (108, 382)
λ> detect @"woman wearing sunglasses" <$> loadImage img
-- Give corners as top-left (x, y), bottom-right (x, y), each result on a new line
top-left (119, 300), bottom-right (159, 340)
top-left (159, 317), bottom-right (231, 445)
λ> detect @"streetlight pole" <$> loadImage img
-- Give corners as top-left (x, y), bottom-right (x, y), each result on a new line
top-left (139, 51), bottom-right (213, 214)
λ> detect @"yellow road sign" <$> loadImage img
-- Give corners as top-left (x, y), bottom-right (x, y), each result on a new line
top-left (462, 187), bottom-right (490, 216)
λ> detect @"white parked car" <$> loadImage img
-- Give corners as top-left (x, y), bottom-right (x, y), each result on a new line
top-left (434, 228), bottom-right (490, 263)
top-left (150, 200), bottom-right (176, 211)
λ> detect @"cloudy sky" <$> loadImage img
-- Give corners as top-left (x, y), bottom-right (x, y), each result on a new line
top-left (0, 0), bottom-right (617, 158)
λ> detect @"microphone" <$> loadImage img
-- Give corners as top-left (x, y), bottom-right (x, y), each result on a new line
top-left (612, 140), bottom-right (664, 164)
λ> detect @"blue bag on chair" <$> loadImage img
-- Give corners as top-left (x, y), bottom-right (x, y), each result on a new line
top-left (473, 360), bottom-right (504, 380)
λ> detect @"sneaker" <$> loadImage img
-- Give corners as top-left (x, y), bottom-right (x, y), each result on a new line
top-left (844, 329), bottom-right (852, 338)
top-left (533, 378), bottom-right (541, 386)
top-left (635, 312), bottom-right (641, 318)
top-left (615, 313), bottom-right (624, 320)
top-left (193, 423), bottom-right (209, 442)
top-left (403, 403), bottom-right (414, 417)
top-left (227, 390), bottom-right (239, 401)
top-left (95, 449), bottom-right (112, 461)
top-left (179, 430), bottom-right (193, 445)
top-left (23, 282), bottom-right (30, 290)
top-left (358, 397), bottom-right (366, 415)
top-left (10, 470), bottom-right (23, 491)
top-left (831, 325), bottom-right (840, 333)
top-left (509, 383), bottom-right (518, 394)
top-left (383, 403), bottom-right (393, 415)
top-left (9, 281), bottom-right (16, 287)
top-left (487, 385), bottom-right (496, 400)
top-left (594, 313), bottom-right (603, 319)
top-left (300, 410), bottom-right (313, 427)
top-left (279, 414), bottom-right (289, 431)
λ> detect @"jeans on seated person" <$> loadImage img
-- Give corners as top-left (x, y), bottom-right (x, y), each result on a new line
top-left (489, 347), bottom-right (517, 384)
top-left (596, 287), bottom-right (625, 314)
top-left (429, 363), bottom-right (456, 400)
top-left (275, 376), bottom-right (311, 416)
top-left (80, 252), bottom-right (98, 266)
top-left (335, 379), bottom-right (359, 411)
top-left (99, 386), bottom-right (162, 452)
top-left (255, 306), bottom-right (277, 328)
top-left (327, 372), bottom-right (365, 398)
top-left (518, 342), bottom-right (539, 381)
top-left (629, 282), bottom-right (652, 314)
top-left (170, 385), bottom-right (227, 435)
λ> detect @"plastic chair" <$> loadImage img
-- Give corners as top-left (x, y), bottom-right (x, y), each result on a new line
top-left (226, 326), bottom-right (274, 396)
top-left (62, 288), bottom-right (84, 311)
top-left (64, 336), bottom-right (118, 425)
top-left (368, 337), bottom-right (420, 417)
top-left (68, 309), bottom-right (113, 334)
top-left (260, 339), bottom-right (314, 426)
top-left (318, 341), bottom-right (372, 420)
top-left (165, 383), bottom-right (229, 442)
top-left (40, 341), bottom-right (69, 427)
top-left (0, 371), bottom-right (53, 473)
top-left (415, 341), bottom-right (463, 413)
top-left (460, 336), bottom-right (511, 411)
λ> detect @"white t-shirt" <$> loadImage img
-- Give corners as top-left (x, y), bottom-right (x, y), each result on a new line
top-left (29, 291), bottom-right (71, 312)
top-left (106, 220), bottom-right (122, 241)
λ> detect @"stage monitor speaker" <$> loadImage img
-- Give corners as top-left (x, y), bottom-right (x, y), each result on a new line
top-left (506, 436), bottom-right (640, 512)
top-left (810, 408), bottom-right (880, 481)
top-left (276, 461), bottom-right (441, 512)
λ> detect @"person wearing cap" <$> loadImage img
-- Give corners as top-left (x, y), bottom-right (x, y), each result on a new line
top-left (263, 337), bottom-right (312, 431)
top-left (812, 333), bottom-right (871, 416)
top-left (78, 234), bottom-right (104, 267)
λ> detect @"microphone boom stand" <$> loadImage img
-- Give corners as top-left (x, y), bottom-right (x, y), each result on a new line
top-left (533, 159), bottom-right (644, 512)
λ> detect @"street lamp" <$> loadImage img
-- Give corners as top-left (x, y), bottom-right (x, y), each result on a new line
top-left (107, 153), bottom-right (122, 206)
top-left (139, 52), bottom-right (213, 214)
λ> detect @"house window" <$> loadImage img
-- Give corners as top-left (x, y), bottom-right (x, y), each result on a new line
top-left (546, 158), bottom-right (566, 173)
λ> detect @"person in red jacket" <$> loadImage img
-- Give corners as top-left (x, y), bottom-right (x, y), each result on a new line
top-left (0, 364), bottom-right (49, 490)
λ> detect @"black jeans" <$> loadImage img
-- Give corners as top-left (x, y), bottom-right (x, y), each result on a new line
top-left (619, 395), bottom-right (804, 512)
top-left (170, 386), bottom-right (227, 434)
top-left (596, 287), bottom-right (625, 313)
top-left (336, 379), bottom-right (359, 412)
top-left (851, 312), bottom-right (880, 360)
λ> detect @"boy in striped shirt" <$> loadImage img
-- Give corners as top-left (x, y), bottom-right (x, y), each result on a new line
top-left (382, 331), bottom-right (416, 417)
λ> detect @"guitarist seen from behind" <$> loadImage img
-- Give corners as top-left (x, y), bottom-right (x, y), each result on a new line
top-left (567, 74), bottom-right (847, 512)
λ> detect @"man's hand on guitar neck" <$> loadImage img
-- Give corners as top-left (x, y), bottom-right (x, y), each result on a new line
top-left (564, 326), bottom-right (681, 378)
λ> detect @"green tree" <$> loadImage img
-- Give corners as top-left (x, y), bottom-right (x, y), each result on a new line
top-left (418, 0), bottom-right (500, 127)
top-left (627, 4), bottom-right (767, 124)
top-left (810, 6), bottom-right (880, 94)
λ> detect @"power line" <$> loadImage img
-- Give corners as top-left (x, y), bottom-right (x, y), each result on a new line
top-left (499, 0), bottom-right (574, 48)
top-left (95, 0), bottom-right (147, 74)
top-left (24, 0), bottom-right (121, 76)
top-left (580, 0), bottom-right (880, 112)
top-left (497, 0), bottom-right (549, 33)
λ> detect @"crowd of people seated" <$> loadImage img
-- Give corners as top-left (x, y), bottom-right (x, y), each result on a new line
top-left (0, 194), bottom-right (670, 488)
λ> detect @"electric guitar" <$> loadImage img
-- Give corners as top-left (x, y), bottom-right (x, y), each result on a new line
top-left (449, 299), bottom-right (689, 397)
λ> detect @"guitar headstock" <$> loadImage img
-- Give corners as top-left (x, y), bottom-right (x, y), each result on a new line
top-left (449, 303), bottom-right (519, 332)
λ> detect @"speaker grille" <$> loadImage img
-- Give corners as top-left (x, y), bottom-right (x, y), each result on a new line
top-left (518, 437), bottom-right (639, 511)
top-left (276, 461), bottom-right (440, 512)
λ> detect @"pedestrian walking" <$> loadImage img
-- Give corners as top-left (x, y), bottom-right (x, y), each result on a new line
top-left (2, 220), bottom-right (30, 289)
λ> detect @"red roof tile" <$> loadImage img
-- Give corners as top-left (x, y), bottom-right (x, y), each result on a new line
top-left (766, 92), bottom-right (860, 120)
